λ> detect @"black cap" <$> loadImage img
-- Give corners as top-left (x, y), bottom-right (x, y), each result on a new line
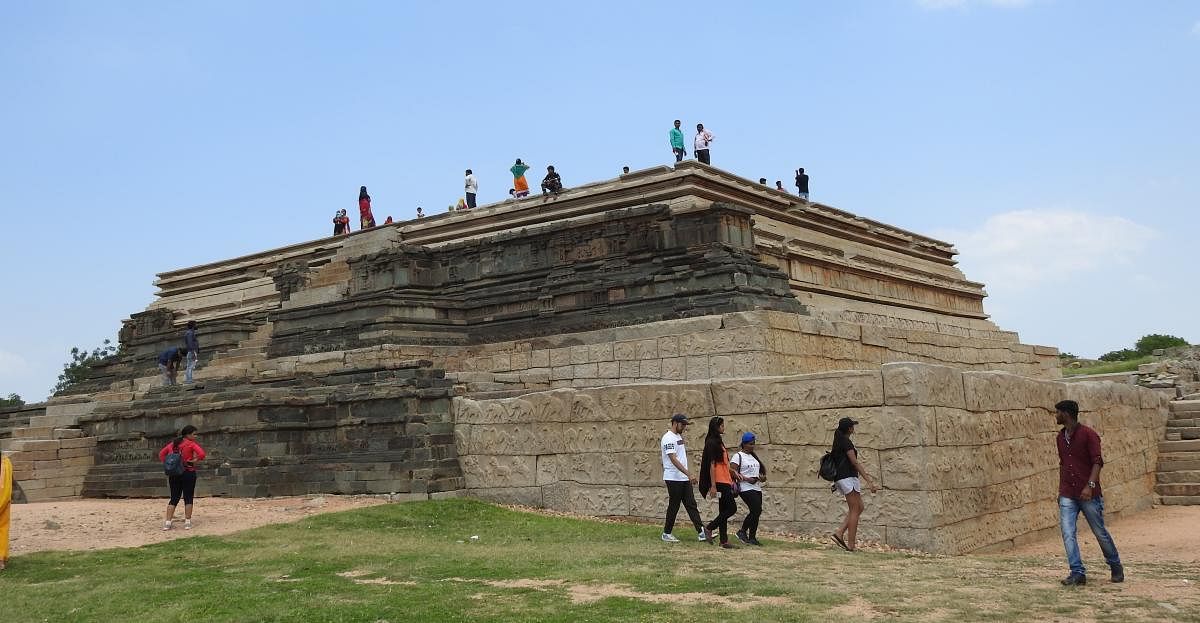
top-left (670, 414), bottom-right (690, 425)
top-left (837, 417), bottom-right (858, 431)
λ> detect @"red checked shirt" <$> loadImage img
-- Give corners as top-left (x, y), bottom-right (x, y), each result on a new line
top-left (1056, 424), bottom-right (1104, 499)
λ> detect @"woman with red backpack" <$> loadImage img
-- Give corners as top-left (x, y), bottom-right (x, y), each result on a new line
top-left (159, 425), bottom-right (206, 531)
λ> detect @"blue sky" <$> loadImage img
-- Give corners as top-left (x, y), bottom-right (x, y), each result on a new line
top-left (1, 1), bottom-right (1197, 401)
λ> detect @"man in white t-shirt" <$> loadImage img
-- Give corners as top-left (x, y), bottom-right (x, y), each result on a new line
top-left (661, 413), bottom-right (706, 542)
top-left (464, 169), bottom-right (478, 209)
top-left (694, 123), bottom-right (714, 165)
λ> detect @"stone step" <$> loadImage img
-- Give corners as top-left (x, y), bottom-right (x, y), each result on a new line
top-left (28, 413), bottom-right (81, 428)
top-left (1158, 455), bottom-right (1200, 472)
top-left (1157, 495), bottom-right (1200, 505)
top-left (208, 353), bottom-right (263, 366)
top-left (1167, 418), bottom-right (1198, 428)
top-left (1159, 439), bottom-right (1200, 453)
top-left (220, 346), bottom-right (267, 358)
top-left (1156, 470), bottom-right (1200, 484)
top-left (1165, 426), bottom-right (1200, 440)
top-left (1155, 483), bottom-right (1200, 496)
top-left (1169, 400), bottom-right (1200, 414)
top-left (12, 426), bottom-right (55, 439)
top-left (238, 338), bottom-right (271, 349)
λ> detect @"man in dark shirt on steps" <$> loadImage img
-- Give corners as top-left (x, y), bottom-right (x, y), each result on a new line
top-left (158, 346), bottom-right (187, 387)
top-left (1054, 399), bottom-right (1124, 586)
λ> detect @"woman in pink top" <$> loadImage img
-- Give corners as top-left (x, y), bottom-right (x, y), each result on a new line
top-left (158, 425), bottom-right (206, 531)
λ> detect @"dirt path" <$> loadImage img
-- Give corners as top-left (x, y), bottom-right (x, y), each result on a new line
top-left (7, 496), bottom-right (1200, 568)
top-left (7, 495), bottom-right (388, 556)
top-left (1002, 505), bottom-right (1200, 565)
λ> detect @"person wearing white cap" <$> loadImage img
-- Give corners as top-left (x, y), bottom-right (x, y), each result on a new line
top-left (731, 431), bottom-right (767, 546)
top-left (830, 417), bottom-right (877, 552)
top-left (660, 413), bottom-right (706, 542)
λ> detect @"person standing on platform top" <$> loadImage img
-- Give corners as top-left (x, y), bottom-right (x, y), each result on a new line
top-left (1054, 399), bottom-right (1124, 586)
top-left (464, 169), bottom-right (478, 209)
top-left (775, 180), bottom-right (785, 192)
top-left (795, 168), bottom-right (809, 201)
top-left (358, 186), bottom-right (376, 229)
top-left (416, 206), bottom-right (425, 219)
top-left (541, 165), bottom-right (562, 198)
top-left (694, 123), bottom-right (714, 165)
top-left (183, 320), bottom-right (199, 384)
top-left (669, 119), bottom-right (687, 163)
top-left (511, 159), bottom-right (531, 198)
top-left (332, 209), bottom-right (350, 235)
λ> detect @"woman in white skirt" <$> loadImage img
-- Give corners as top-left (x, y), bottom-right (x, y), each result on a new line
top-left (830, 417), bottom-right (877, 552)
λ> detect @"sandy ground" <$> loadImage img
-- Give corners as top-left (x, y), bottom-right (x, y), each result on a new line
top-left (1004, 504), bottom-right (1200, 565)
top-left (6, 496), bottom-right (1200, 567)
top-left (7, 495), bottom-right (388, 556)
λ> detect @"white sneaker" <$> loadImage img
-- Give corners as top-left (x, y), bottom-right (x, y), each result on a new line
top-left (698, 530), bottom-right (709, 542)
top-left (163, 521), bottom-right (172, 531)
top-left (184, 520), bottom-right (192, 530)
top-left (661, 533), bottom-right (680, 543)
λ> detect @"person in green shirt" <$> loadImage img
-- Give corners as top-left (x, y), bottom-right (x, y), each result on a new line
top-left (669, 120), bottom-right (686, 162)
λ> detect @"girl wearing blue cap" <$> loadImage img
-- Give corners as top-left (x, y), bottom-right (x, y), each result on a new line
top-left (731, 431), bottom-right (766, 546)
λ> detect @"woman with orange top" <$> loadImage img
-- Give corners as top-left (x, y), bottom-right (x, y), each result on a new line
top-left (698, 416), bottom-right (741, 549)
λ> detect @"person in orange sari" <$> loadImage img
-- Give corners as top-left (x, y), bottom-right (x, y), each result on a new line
top-left (0, 454), bottom-right (12, 570)
top-left (358, 186), bottom-right (376, 229)
top-left (510, 159), bottom-right (531, 198)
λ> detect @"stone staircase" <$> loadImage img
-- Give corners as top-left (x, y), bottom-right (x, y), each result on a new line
top-left (0, 399), bottom-right (99, 502)
top-left (194, 321), bottom-right (274, 382)
top-left (1156, 400), bottom-right (1200, 505)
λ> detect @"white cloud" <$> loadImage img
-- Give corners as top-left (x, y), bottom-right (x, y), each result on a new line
top-left (1192, 20), bottom-right (1200, 37)
top-left (917, 0), bottom-right (1032, 9)
top-left (934, 209), bottom-right (1157, 291)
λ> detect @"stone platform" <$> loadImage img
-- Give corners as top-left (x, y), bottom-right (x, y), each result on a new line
top-left (4, 162), bottom-right (1162, 555)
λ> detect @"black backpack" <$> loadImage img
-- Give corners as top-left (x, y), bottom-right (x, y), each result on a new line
top-left (163, 444), bottom-right (185, 476)
top-left (818, 451), bottom-right (838, 482)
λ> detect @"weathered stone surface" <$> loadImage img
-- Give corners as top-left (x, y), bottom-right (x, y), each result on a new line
top-left (712, 371), bottom-right (883, 416)
top-left (453, 363), bottom-right (1163, 554)
top-left (882, 362), bottom-right (965, 408)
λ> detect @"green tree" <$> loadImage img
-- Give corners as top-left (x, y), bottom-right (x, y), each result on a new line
top-left (0, 393), bottom-right (24, 408)
top-left (54, 339), bottom-right (118, 394)
top-left (1098, 349), bottom-right (1140, 362)
top-left (1135, 334), bottom-right (1189, 355)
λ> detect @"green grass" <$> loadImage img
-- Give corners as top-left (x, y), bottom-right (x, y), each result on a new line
top-left (1063, 355), bottom-right (1156, 377)
top-left (1, 499), bottom-right (1197, 622)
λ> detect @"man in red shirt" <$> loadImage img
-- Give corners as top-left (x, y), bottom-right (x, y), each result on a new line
top-left (1054, 399), bottom-right (1124, 586)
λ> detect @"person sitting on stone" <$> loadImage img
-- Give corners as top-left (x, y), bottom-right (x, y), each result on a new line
top-left (541, 165), bottom-right (562, 198)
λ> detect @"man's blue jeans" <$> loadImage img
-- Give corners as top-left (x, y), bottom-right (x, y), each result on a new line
top-left (1059, 495), bottom-right (1121, 576)
top-left (185, 351), bottom-right (197, 384)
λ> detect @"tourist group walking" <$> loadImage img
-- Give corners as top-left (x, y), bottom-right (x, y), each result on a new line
top-left (657, 403), bottom-right (1126, 584)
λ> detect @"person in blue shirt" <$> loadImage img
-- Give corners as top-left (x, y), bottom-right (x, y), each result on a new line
top-left (183, 321), bottom-right (199, 384)
top-left (158, 346), bottom-right (187, 387)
